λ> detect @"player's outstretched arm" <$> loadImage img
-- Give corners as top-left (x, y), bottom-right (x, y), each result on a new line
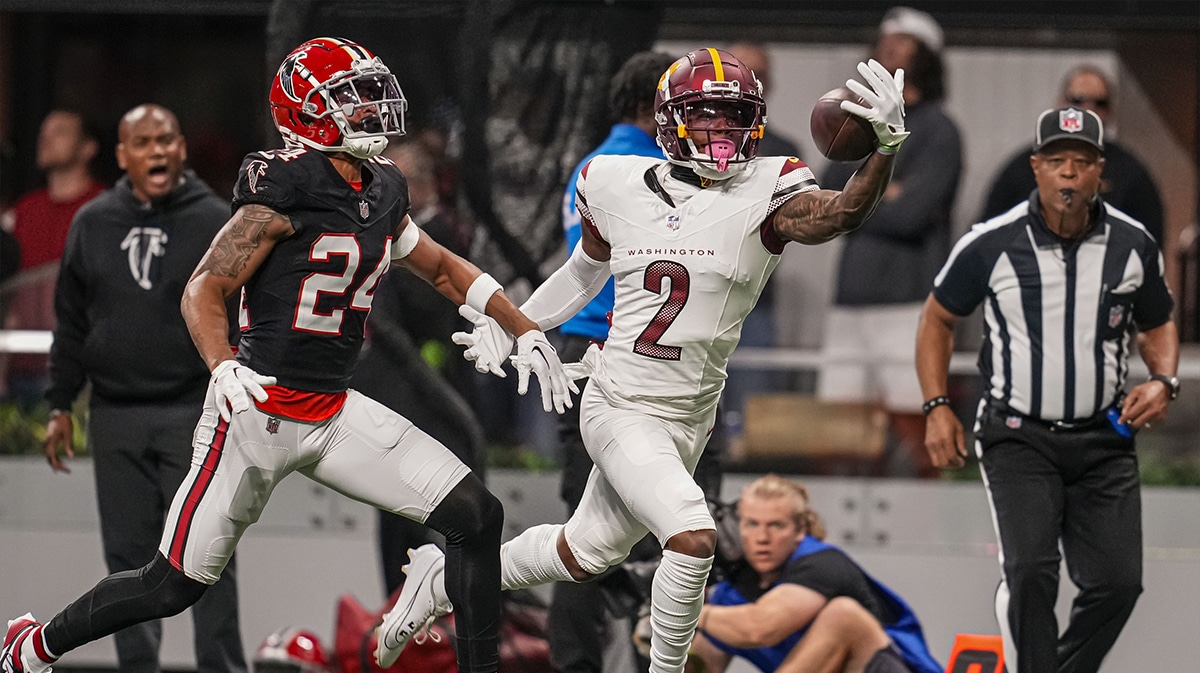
top-left (773, 59), bottom-right (907, 245)
top-left (397, 216), bottom-right (578, 413)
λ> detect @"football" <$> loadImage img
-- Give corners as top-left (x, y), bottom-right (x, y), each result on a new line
top-left (810, 86), bottom-right (876, 162)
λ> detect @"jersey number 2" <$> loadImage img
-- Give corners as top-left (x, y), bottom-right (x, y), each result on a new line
top-left (633, 260), bottom-right (690, 360)
top-left (294, 233), bottom-right (390, 334)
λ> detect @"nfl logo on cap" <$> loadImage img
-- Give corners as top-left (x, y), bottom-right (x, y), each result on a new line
top-left (1059, 108), bottom-right (1083, 133)
top-left (1034, 106), bottom-right (1104, 154)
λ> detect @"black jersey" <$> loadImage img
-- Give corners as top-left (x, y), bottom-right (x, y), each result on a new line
top-left (231, 148), bottom-right (410, 392)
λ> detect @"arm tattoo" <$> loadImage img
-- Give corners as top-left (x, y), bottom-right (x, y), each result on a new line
top-left (773, 153), bottom-right (894, 245)
top-left (202, 205), bottom-right (287, 278)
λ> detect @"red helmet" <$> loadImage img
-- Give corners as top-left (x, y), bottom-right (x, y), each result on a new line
top-left (253, 627), bottom-right (329, 673)
top-left (270, 37), bottom-right (407, 159)
top-left (654, 48), bottom-right (766, 179)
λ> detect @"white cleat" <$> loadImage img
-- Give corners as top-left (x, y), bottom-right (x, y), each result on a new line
top-left (3, 614), bottom-right (48, 673)
top-left (374, 544), bottom-right (453, 668)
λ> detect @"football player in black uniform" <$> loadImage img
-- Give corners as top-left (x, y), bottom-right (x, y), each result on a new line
top-left (2, 37), bottom-right (575, 673)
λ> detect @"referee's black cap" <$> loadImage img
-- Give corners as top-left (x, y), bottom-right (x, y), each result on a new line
top-left (1034, 106), bottom-right (1104, 154)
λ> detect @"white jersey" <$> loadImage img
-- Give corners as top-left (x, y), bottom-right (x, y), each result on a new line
top-left (577, 154), bottom-right (818, 419)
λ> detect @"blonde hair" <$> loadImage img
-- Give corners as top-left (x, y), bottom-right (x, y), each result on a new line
top-left (739, 474), bottom-right (827, 541)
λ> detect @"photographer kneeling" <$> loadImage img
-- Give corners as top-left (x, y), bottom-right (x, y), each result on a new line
top-left (688, 475), bottom-right (941, 673)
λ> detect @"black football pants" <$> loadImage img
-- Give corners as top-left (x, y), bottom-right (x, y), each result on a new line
top-left (90, 399), bottom-right (246, 673)
top-left (976, 404), bottom-right (1142, 673)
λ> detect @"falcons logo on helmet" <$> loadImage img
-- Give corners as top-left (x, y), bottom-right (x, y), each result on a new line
top-left (277, 50), bottom-right (312, 103)
top-left (247, 160), bottom-right (268, 194)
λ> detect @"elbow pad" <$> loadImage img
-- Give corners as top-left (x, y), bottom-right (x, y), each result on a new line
top-left (520, 245), bottom-right (609, 330)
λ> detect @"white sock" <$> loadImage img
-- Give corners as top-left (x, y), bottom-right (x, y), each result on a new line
top-left (499, 523), bottom-right (573, 591)
top-left (649, 550), bottom-right (713, 673)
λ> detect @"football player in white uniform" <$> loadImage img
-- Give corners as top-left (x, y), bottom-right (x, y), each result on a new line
top-left (377, 48), bottom-right (910, 673)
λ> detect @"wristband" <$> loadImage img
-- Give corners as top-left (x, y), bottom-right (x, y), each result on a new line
top-left (922, 395), bottom-right (951, 415)
top-left (49, 408), bottom-right (71, 420)
top-left (877, 141), bottom-right (904, 155)
top-left (465, 273), bottom-right (503, 315)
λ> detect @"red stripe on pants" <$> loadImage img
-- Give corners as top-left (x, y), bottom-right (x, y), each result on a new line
top-left (168, 417), bottom-right (229, 569)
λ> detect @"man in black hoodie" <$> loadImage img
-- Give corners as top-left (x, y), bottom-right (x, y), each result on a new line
top-left (41, 104), bottom-right (245, 673)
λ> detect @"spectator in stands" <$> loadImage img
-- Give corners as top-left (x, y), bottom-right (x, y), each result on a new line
top-left (0, 109), bottom-right (104, 409)
top-left (982, 65), bottom-right (1164, 243)
top-left (688, 474), bottom-right (941, 673)
top-left (818, 6), bottom-right (962, 478)
top-left (41, 104), bottom-right (246, 673)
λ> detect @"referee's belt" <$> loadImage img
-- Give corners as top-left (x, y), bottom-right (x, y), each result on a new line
top-left (986, 401), bottom-right (1116, 433)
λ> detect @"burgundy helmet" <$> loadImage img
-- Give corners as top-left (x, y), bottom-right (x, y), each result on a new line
top-left (654, 48), bottom-right (766, 179)
top-left (269, 37), bottom-right (407, 159)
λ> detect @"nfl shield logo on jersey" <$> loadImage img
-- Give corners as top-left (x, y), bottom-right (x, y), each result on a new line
top-left (666, 214), bottom-right (680, 231)
top-left (1059, 108), bottom-right (1084, 133)
top-left (1109, 305), bottom-right (1125, 328)
top-left (1006, 415), bottom-right (1022, 429)
top-left (359, 199), bottom-right (370, 219)
top-left (266, 417), bottom-right (280, 434)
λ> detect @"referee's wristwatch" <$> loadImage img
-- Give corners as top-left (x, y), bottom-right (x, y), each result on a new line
top-left (1148, 374), bottom-right (1180, 400)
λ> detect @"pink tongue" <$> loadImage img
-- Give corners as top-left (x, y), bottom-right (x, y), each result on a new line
top-left (708, 139), bottom-right (736, 172)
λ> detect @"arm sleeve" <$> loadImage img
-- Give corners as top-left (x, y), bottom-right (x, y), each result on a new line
top-left (519, 244), bottom-right (610, 331)
top-left (45, 212), bottom-right (92, 410)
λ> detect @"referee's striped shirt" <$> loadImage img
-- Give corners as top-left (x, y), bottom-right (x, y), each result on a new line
top-left (933, 193), bottom-right (1173, 422)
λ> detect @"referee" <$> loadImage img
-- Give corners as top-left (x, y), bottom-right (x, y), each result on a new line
top-left (914, 106), bottom-right (1179, 673)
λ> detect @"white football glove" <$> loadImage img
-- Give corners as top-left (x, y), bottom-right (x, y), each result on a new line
top-left (451, 304), bottom-right (514, 378)
top-left (842, 59), bottom-right (910, 152)
top-left (561, 342), bottom-right (602, 382)
top-left (512, 330), bottom-right (579, 414)
top-left (211, 359), bottom-right (276, 422)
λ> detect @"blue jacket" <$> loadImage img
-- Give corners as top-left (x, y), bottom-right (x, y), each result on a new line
top-left (559, 123), bottom-right (663, 339)
top-left (707, 536), bottom-right (942, 673)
